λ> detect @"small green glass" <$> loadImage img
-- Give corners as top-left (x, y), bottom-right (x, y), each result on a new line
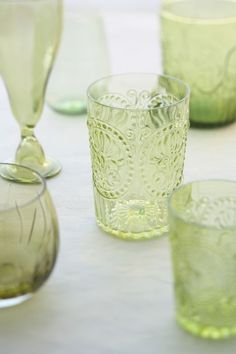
top-left (47, 10), bottom-right (110, 116)
top-left (0, 163), bottom-right (59, 308)
top-left (169, 180), bottom-right (236, 339)
top-left (87, 73), bottom-right (190, 240)
top-left (161, 0), bottom-right (236, 127)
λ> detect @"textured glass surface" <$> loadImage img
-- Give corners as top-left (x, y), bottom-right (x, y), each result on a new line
top-left (87, 73), bottom-right (189, 240)
top-left (47, 10), bottom-right (110, 116)
top-left (0, 164), bottom-right (59, 308)
top-left (0, 0), bottom-right (63, 178)
top-left (161, 0), bottom-right (236, 127)
top-left (169, 180), bottom-right (236, 339)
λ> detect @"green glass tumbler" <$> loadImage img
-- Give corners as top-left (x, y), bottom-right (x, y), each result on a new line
top-left (169, 180), bottom-right (236, 339)
top-left (0, 163), bottom-right (59, 308)
top-left (47, 10), bottom-right (110, 116)
top-left (161, 0), bottom-right (236, 127)
top-left (87, 73), bottom-right (190, 240)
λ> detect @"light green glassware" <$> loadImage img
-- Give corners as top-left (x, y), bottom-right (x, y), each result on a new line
top-left (169, 180), bottom-right (236, 339)
top-left (47, 10), bottom-right (110, 116)
top-left (0, 0), bottom-right (63, 179)
top-left (161, 0), bottom-right (236, 127)
top-left (87, 73), bottom-right (190, 240)
top-left (0, 163), bottom-right (59, 308)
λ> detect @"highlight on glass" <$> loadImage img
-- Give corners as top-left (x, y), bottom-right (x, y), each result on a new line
top-left (169, 180), bottom-right (236, 339)
top-left (0, 0), bottom-right (63, 179)
top-left (87, 73), bottom-right (190, 240)
top-left (0, 163), bottom-right (59, 308)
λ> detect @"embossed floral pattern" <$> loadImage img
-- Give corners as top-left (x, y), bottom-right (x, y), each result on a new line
top-left (106, 199), bottom-right (167, 235)
top-left (169, 181), bottom-right (236, 338)
top-left (88, 119), bottom-right (133, 199)
top-left (99, 89), bottom-right (178, 109)
top-left (88, 77), bottom-right (189, 239)
top-left (141, 121), bottom-right (188, 198)
top-left (177, 196), bottom-right (236, 228)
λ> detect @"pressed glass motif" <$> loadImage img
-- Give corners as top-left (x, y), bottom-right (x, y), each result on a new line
top-left (87, 74), bottom-right (190, 240)
top-left (169, 180), bottom-right (236, 339)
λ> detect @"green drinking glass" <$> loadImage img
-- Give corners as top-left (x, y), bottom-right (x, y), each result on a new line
top-left (169, 180), bottom-right (236, 339)
top-left (0, 163), bottom-right (59, 308)
top-left (0, 0), bottom-right (63, 180)
top-left (87, 73), bottom-right (190, 240)
top-left (47, 10), bottom-right (110, 116)
top-left (161, 0), bottom-right (236, 127)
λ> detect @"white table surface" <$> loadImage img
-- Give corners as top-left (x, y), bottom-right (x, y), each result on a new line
top-left (1, 11), bottom-right (236, 354)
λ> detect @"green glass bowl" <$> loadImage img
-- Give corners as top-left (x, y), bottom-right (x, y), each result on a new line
top-left (0, 163), bottom-right (59, 308)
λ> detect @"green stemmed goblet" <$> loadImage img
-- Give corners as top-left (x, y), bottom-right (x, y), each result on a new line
top-left (0, 0), bottom-right (63, 180)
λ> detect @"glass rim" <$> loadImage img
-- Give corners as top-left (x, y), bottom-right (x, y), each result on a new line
top-left (87, 72), bottom-right (190, 112)
top-left (161, 3), bottom-right (236, 25)
top-left (168, 179), bottom-right (236, 231)
top-left (0, 163), bottom-right (46, 213)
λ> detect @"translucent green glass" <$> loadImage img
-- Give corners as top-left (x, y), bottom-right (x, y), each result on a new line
top-left (87, 73), bottom-right (190, 240)
top-left (0, 0), bottom-right (63, 179)
top-left (47, 10), bottom-right (110, 116)
top-left (161, 0), bottom-right (236, 127)
top-left (169, 180), bottom-right (236, 339)
top-left (0, 163), bottom-right (59, 308)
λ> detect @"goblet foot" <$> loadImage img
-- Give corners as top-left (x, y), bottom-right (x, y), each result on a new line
top-left (0, 157), bottom-right (61, 182)
top-left (23, 156), bottom-right (62, 179)
top-left (1, 134), bottom-right (62, 181)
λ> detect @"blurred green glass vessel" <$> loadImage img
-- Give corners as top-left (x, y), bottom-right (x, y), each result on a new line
top-left (47, 9), bottom-right (110, 116)
top-left (87, 73), bottom-right (190, 240)
top-left (0, 163), bottom-right (59, 308)
top-left (0, 0), bottom-right (62, 179)
top-left (169, 180), bottom-right (236, 339)
top-left (161, 0), bottom-right (236, 127)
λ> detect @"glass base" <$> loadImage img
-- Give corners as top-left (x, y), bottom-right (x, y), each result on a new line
top-left (30, 157), bottom-right (62, 179)
top-left (48, 98), bottom-right (87, 116)
top-left (96, 199), bottom-right (168, 240)
top-left (177, 314), bottom-right (236, 339)
top-left (190, 117), bottom-right (235, 129)
top-left (0, 294), bottom-right (32, 309)
top-left (0, 157), bottom-right (61, 182)
top-left (97, 219), bottom-right (168, 240)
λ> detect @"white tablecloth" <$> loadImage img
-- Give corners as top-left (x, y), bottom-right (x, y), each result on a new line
top-left (0, 12), bottom-right (236, 354)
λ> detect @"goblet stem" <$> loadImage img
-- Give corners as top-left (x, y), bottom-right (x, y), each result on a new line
top-left (6, 125), bottom-right (62, 179)
top-left (16, 126), bottom-right (46, 168)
